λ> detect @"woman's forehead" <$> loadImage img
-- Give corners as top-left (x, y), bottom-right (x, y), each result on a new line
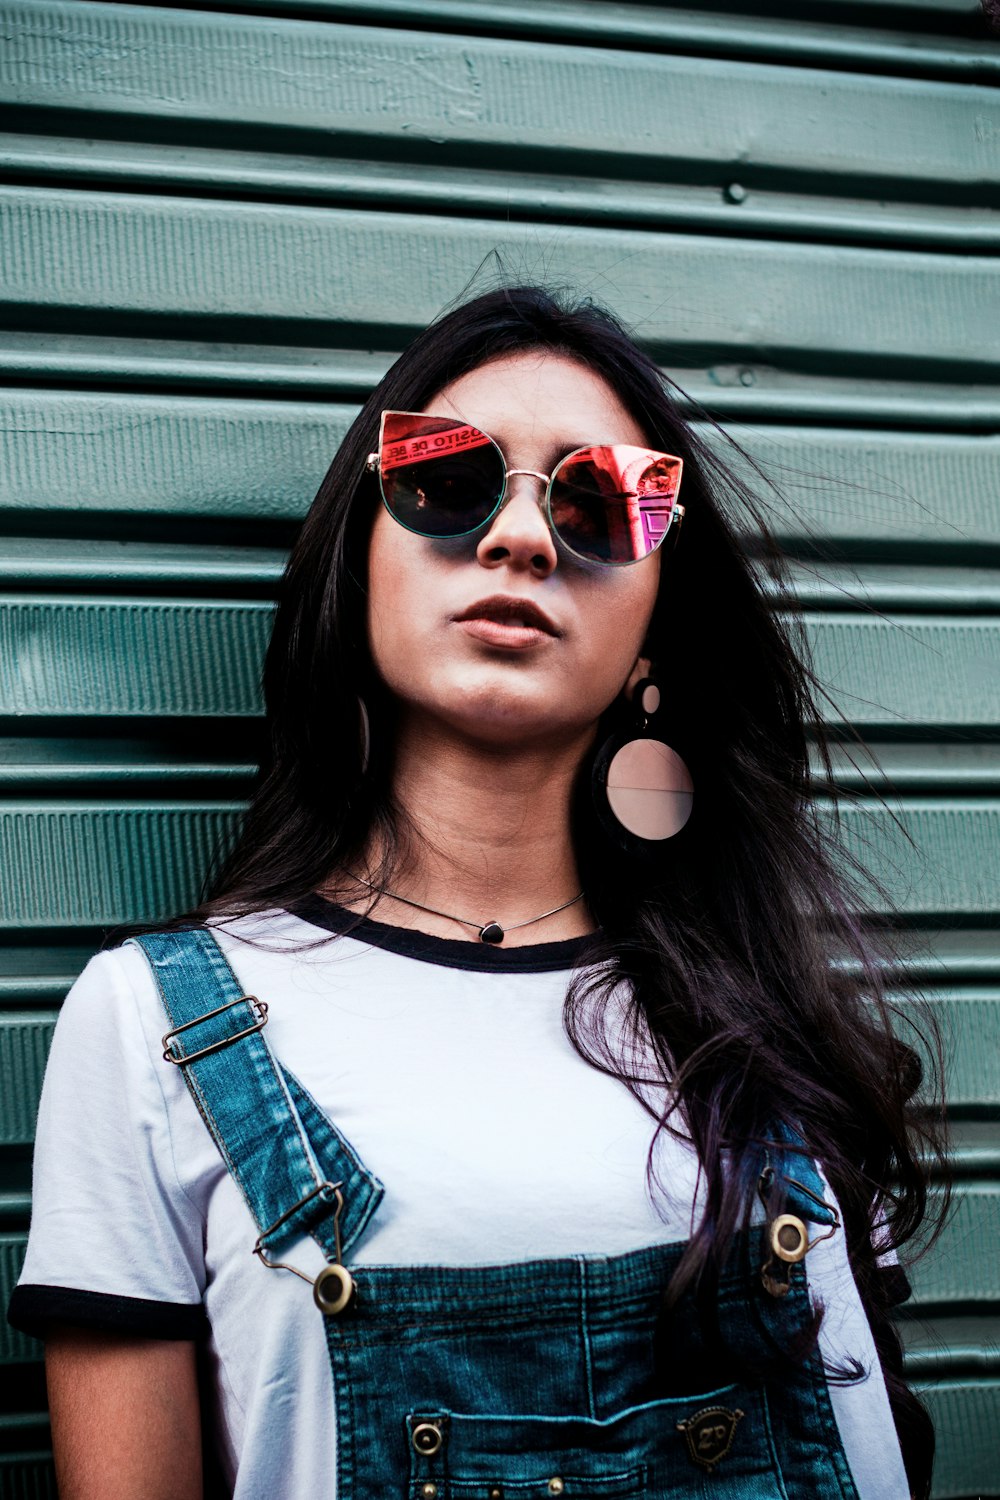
top-left (424, 350), bottom-right (649, 448)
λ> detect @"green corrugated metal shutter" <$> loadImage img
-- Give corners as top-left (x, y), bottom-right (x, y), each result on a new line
top-left (1, 2), bottom-right (997, 1493)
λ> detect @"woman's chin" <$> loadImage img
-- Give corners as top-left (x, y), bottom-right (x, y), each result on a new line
top-left (411, 688), bottom-right (587, 750)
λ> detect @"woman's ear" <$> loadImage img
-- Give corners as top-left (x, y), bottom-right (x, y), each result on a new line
top-left (624, 655), bottom-right (653, 701)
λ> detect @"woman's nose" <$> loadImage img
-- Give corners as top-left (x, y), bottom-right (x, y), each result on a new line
top-left (475, 476), bottom-right (558, 577)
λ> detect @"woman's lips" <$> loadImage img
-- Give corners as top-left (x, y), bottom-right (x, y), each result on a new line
top-left (456, 617), bottom-right (554, 649)
top-left (452, 595), bottom-right (561, 650)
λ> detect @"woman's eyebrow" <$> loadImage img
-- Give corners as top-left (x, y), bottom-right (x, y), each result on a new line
top-left (424, 408), bottom-right (613, 465)
top-left (501, 432), bottom-right (604, 467)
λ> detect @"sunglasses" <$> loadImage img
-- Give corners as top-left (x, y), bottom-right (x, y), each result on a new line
top-left (365, 411), bottom-right (685, 566)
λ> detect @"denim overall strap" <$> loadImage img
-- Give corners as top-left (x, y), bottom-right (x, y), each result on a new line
top-left (746, 1118), bottom-right (848, 1470)
top-left (767, 1121), bottom-right (838, 1229)
top-left (130, 928), bottom-right (383, 1260)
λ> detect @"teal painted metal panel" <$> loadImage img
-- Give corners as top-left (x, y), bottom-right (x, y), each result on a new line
top-left (5, 596), bottom-right (999, 727)
top-left (3, 188), bottom-right (997, 375)
top-left (907, 1189), bottom-right (1000, 1307)
top-left (2, 134), bottom-right (996, 252)
top-left (835, 800), bottom-right (1000, 915)
top-left (0, 1452), bottom-right (56, 1499)
top-left (739, 428), bottom-right (1000, 552)
top-left (2, 4), bottom-right (996, 186)
top-left (1, 798), bottom-right (998, 927)
top-left (916, 1380), bottom-right (1000, 1498)
top-left (0, 803), bottom-right (243, 927)
top-left (894, 991), bottom-right (1000, 1108)
top-left (0, 738), bottom-right (255, 788)
top-left (0, 391), bottom-right (347, 519)
top-left (827, 744), bottom-right (1000, 795)
top-left (788, 566), bottom-right (1000, 612)
top-left (0, 997), bottom-right (994, 1150)
top-left (3, 393), bottom-right (1000, 557)
top-left (0, 331), bottom-right (393, 401)
top-left (806, 616), bottom-right (1000, 729)
top-left (1, 331), bottom-right (997, 431)
top-left (0, 948), bottom-right (95, 1005)
top-left (902, 1316), bottom-right (1000, 1378)
top-left (0, 1014), bottom-right (55, 1145)
top-left (0, 1235), bottom-right (42, 1362)
top-left (229, 1), bottom-right (1000, 82)
top-left (0, 2), bottom-right (996, 1493)
top-left (0, 597), bottom-right (271, 716)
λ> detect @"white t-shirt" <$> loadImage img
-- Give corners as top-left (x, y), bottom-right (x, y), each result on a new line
top-left (10, 901), bottom-right (909, 1499)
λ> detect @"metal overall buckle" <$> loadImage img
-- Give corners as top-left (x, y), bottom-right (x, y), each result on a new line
top-left (161, 995), bottom-right (269, 1065)
top-left (252, 1180), bottom-right (355, 1316)
top-left (757, 1165), bottom-right (840, 1298)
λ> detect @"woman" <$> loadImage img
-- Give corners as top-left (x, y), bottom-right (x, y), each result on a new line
top-left (8, 285), bottom-right (942, 1499)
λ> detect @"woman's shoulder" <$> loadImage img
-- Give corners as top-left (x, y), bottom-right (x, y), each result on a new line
top-left (81, 910), bottom-right (305, 1001)
top-left (56, 938), bottom-right (159, 1045)
top-left (53, 916), bottom-right (288, 1071)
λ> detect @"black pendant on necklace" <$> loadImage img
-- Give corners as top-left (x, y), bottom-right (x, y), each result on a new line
top-left (479, 921), bottom-right (505, 945)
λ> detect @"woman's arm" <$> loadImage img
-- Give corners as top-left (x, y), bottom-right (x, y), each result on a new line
top-left (45, 1329), bottom-right (203, 1500)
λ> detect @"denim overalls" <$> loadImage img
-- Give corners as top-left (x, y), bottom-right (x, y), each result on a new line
top-left (133, 928), bottom-right (861, 1500)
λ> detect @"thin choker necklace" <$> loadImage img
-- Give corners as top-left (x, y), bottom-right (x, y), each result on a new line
top-left (348, 872), bottom-right (586, 946)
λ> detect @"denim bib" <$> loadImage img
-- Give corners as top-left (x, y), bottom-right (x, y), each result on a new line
top-left (132, 928), bottom-right (860, 1500)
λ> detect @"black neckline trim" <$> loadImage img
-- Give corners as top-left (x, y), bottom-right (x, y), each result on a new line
top-left (288, 893), bottom-right (600, 973)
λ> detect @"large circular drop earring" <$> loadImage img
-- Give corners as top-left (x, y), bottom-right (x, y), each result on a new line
top-left (593, 679), bottom-right (694, 847)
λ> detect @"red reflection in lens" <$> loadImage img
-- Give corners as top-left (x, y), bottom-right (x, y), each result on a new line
top-left (381, 412), bottom-right (494, 472)
top-left (377, 411), bottom-right (505, 537)
top-left (550, 445), bottom-right (683, 562)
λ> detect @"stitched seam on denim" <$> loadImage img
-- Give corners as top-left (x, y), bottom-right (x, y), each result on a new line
top-left (338, 1175), bottom-right (382, 1258)
top-left (132, 934), bottom-right (304, 1240)
top-left (149, 939), bottom-right (264, 1224)
top-left (328, 1331), bottom-right (356, 1500)
top-left (199, 932), bottom-right (327, 1193)
top-left (327, 1266), bottom-right (688, 1305)
top-left (328, 1293), bottom-right (668, 1328)
top-left (287, 1069), bottom-right (384, 1195)
top-left (329, 1310), bottom-right (590, 1344)
top-left (804, 1350), bottom-right (862, 1500)
top-left (142, 931), bottom-right (330, 1238)
top-left (330, 1320), bottom-right (630, 1353)
top-left (441, 1388), bottom-right (749, 1430)
top-left (447, 1466), bottom-right (646, 1495)
top-left (799, 1256), bottom-right (863, 1500)
top-left (266, 1051), bottom-right (325, 1191)
top-left (758, 1387), bottom-right (792, 1500)
top-left (578, 1255), bottom-right (597, 1420)
top-left (283, 1074), bottom-right (386, 1260)
top-left (184, 1060), bottom-right (261, 1228)
top-left (445, 1476), bottom-right (644, 1500)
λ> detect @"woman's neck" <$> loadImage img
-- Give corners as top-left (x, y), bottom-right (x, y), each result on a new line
top-left (332, 715), bottom-right (597, 945)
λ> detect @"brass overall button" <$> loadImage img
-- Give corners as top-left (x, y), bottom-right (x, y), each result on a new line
top-left (412, 1421), bottom-right (444, 1457)
top-left (548, 1481), bottom-right (565, 1496)
top-left (420, 1486), bottom-right (438, 1499)
top-left (770, 1214), bottom-right (809, 1264)
top-left (313, 1262), bottom-right (354, 1316)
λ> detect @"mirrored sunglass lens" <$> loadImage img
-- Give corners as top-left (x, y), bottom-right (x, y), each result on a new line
top-left (380, 418), bottom-right (503, 537)
top-left (549, 446), bottom-right (682, 563)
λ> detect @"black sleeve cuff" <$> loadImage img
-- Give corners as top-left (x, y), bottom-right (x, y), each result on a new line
top-left (7, 1284), bottom-right (209, 1341)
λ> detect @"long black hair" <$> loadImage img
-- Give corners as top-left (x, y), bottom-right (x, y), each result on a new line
top-left (190, 284), bottom-right (945, 1494)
